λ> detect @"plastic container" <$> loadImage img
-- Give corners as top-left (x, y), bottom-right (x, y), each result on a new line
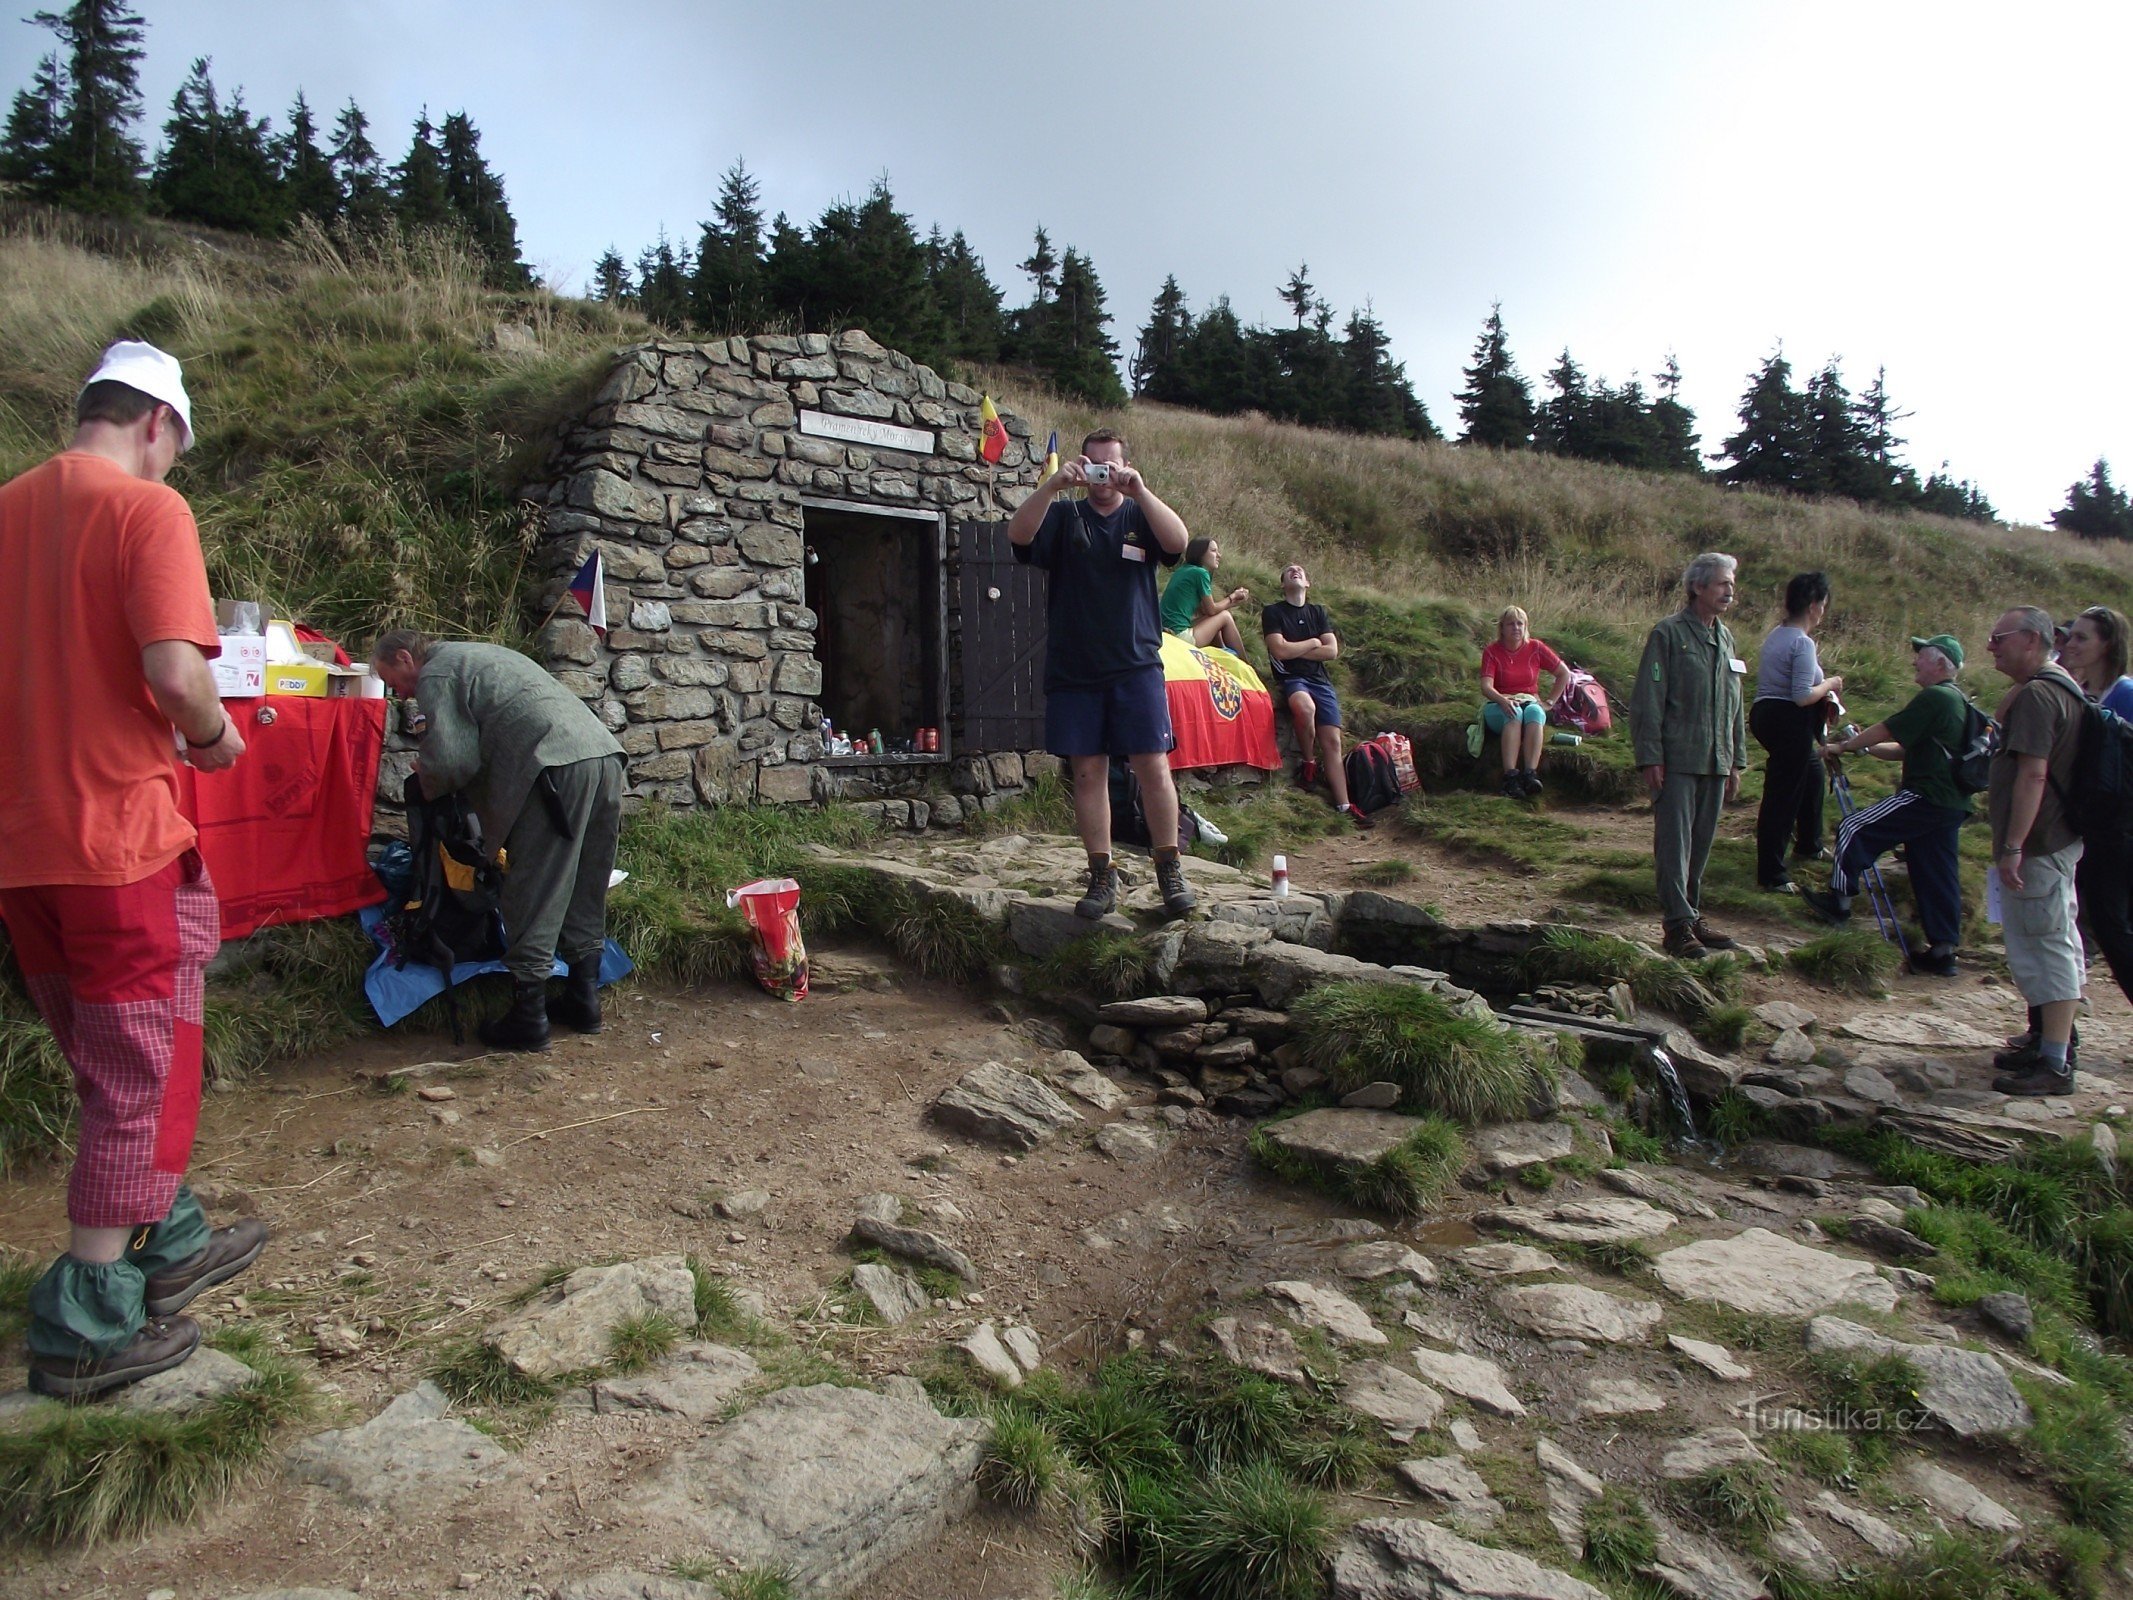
top-left (1271, 854), bottom-right (1290, 896)
top-left (1549, 731), bottom-right (1582, 747)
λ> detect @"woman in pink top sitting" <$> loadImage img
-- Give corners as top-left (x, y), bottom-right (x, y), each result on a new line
top-left (1480, 606), bottom-right (1565, 798)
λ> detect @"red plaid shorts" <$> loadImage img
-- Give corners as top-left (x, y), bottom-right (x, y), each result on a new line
top-left (0, 851), bottom-right (220, 1227)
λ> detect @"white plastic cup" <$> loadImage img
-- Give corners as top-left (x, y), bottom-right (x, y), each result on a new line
top-left (1271, 854), bottom-right (1290, 896)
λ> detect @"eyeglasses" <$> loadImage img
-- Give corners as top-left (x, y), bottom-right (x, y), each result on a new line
top-left (1987, 629), bottom-right (2039, 648)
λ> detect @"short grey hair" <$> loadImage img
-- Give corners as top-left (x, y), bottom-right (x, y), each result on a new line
top-left (2004, 605), bottom-right (2055, 643)
top-left (371, 628), bottom-right (434, 663)
top-left (1916, 645), bottom-right (1957, 676)
top-left (1683, 552), bottom-right (1738, 594)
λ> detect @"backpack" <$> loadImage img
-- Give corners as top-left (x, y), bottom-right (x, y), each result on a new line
top-left (1549, 666), bottom-right (1613, 735)
top-left (385, 774), bottom-right (507, 1041)
top-left (1105, 758), bottom-right (1205, 851)
top-left (1940, 695), bottom-right (1999, 798)
top-left (2036, 675), bottom-right (2133, 837)
top-left (1344, 739), bottom-right (1404, 814)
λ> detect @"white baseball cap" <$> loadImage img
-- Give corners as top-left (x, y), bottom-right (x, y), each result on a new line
top-left (80, 339), bottom-right (193, 452)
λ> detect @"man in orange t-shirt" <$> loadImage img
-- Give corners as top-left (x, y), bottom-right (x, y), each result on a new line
top-left (0, 341), bottom-right (269, 1398)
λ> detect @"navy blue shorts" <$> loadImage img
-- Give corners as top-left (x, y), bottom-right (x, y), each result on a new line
top-left (1277, 674), bottom-right (1342, 729)
top-left (1046, 664), bottom-right (1175, 758)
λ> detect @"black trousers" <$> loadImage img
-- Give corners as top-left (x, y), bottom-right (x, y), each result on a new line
top-left (1750, 698), bottom-right (1825, 886)
top-left (2076, 828), bottom-right (2133, 1008)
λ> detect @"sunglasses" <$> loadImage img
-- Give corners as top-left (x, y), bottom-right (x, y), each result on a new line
top-left (1987, 628), bottom-right (2040, 647)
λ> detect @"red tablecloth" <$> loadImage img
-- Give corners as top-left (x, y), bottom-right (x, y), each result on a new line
top-left (178, 697), bottom-right (387, 940)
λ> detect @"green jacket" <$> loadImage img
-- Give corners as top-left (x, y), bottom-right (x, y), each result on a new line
top-left (417, 642), bottom-right (623, 843)
top-left (1630, 608), bottom-right (1748, 775)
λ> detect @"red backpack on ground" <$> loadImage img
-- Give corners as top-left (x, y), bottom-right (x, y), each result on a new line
top-left (1549, 666), bottom-right (1612, 735)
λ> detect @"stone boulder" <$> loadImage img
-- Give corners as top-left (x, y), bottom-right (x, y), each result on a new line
top-left (1409, 1346), bottom-right (1526, 1418)
top-left (1804, 1317), bottom-right (2032, 1437)
top-left (1097, 995), bottom-right (1209, 1026)
top-left (1207, 1316), bottom-right (1307, 1384)
top-left (1596, 1166), bottom-right (1718, 1220)
top-left (590, 1343), bottom-right (761, 1421)
top-left (286, 1381), bottom-right (508, 1508)
top-left (485, 1257), bottom-right (699, 1381)
top-left (930, 1061), bottom-right (1082, 1150)
top-left (1658, 1428), bottom-right (1767, 1479)
top-left (1341, 1360), bottom-right (1445, 1441)
top-left (1472, 1121), bottom-right (1575, 1173)
top-left (1267, 1280), bottom-right (1389, 1346)
top-left (1333, 1517), bottom-right (1609, 1600)
top-left (1458, 1243), bottom-right (1561, 1277)
top-left (850, 1213), bottom-right (979, 1284)
top-left (552, 1577), bottom-right (717, 1600)
top-left (1899, 1460), bottom-right (2022, 1536)
top-left (1477, 1197), bottom-right (1676, 1246)
top-left (631, 1384), bottom-right (988, 1595)
top-left (1043, 1049), bottom-right (1128, 1111)
top-left (1652, 1229), bottom-right (1898, 1317)
top-left (112, 1347), bottom-right (260, 1413)
top-left (1396, 1455), bottom-right (1504, 1534)
top-left (1257, 1107), bottom-right (1431, 1182)
top-left (1337, 1241), bottom-right (1441, 1286)
top-left (851, 1263), bottom-right (930, 1326)
top-left (1494, 1283), bottom-right (1663, 1344)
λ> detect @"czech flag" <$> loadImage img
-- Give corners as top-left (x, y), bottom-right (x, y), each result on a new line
top-left (1043, 430), bottom-right (1060, 479)
top-left (1159, 635), bottom-right (1280, 771)
top-left (566, 548), bottom-right (607, 638)
top-left (978, 395), bottom-right (1008, 464)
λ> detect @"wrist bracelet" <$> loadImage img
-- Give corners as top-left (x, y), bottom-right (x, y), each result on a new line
top-left (186, 720), bottom-right (228, 752)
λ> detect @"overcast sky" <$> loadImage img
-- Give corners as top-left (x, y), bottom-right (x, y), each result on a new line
top-left (8, 0), bottom-right (2125, 523)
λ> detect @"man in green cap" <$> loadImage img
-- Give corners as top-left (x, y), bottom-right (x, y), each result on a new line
top-left (1803, 634), bottom-right (1974, 976)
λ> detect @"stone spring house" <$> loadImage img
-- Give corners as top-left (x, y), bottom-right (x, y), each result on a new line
top-left (520, 329), bottom-right (1069, 829)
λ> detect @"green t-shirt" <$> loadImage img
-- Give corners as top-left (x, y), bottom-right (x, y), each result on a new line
top-left (1883, 680), bottom-right (1972, 815)
top-left (1159, 563), bottom-right (1214, 635)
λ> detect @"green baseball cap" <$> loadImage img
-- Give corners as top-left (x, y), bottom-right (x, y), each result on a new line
top-left (1910, 633), bottom-right (1963, 668)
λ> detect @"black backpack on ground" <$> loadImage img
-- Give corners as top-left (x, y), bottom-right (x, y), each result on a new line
top-left (2036, 675), bottom-right (2133, 838)
top-left (1344, 739), bottom-right (1404, 814)
top-left (386, 774), bottom-right (507, 1040)
top-left (1106, 758), bottom-right (1204, 851)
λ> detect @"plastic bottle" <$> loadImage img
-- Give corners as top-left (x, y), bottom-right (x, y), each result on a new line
top-left (1271, 854), bottom-right (1290, 896)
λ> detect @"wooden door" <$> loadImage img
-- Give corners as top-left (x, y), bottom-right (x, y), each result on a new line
top-left (954, 520), bottom-right (1047, 752)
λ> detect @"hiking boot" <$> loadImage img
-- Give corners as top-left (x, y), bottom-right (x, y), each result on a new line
top-left (1343, 803), bottom-right (1376, 830)
top-left (1801, 888), bottom-right (1852, 925)
top-left (1995, 1019), bottom-right (2076, 1068)
top-left (1760, 878), bottom-right (1801, 895)
top-left (1993, 1062), bottom-right (2075, 1097)
top-left (1499, 772), bottom-right (1527, 799)
top-left (1294, 761), bottom-right (1319, 791)
top-left (29, 1315), bottom-right (200, 1401)
top-left (1997, 1006), bottom-right (2042, 1063)
top-left (546, 957), bottom-right (604, 1034)
top-left (1155, 854), bottom-right (1197, 919)
top-left (478, 980), bottom-right (552, 1053)
top-left (1690, 920), bottom-right (1737, 952)
top-left (1521, 769), bottom-right (1544, 796)
top-left (1662, 922), bottom-right (1709, 960)
top-left (145, 1217), bottom-right (270, 1317)
top-left (1074, 860), bottom-right (1119, 920)
top-left (1910, 943), bottom-right (1960, 979)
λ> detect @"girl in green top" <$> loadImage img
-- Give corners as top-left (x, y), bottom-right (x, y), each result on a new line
top-left (1159, 537), bottom-right (1251, 653)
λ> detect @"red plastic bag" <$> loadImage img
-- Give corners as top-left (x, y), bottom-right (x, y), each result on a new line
top-left (1373, 731), bottom-right (1422, 793)
top-left (727, 877), bottom-right (809, 1001)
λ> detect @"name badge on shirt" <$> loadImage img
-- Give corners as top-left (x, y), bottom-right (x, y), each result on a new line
top-left (1120, 542), bottom-right (1147, 563)
top-left (1729, 657), bottom-right (1747, 674)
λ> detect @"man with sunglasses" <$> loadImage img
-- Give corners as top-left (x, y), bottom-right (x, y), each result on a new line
top-left (1983, 606), bottom-right (2089, 1095)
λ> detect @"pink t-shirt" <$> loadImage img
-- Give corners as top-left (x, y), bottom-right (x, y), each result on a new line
top-left (1481, 638), bottom-right (1563, 698)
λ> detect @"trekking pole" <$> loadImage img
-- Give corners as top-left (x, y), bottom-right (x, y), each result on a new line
top-left (1826, 760), bottom-right (1914, 965)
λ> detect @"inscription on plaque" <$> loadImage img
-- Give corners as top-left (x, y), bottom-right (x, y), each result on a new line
top-left (798, 408), bottom-right (935, 456)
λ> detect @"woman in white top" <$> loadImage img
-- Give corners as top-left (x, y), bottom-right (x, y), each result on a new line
top-left (1750, 572), bottom-right (1844, 893)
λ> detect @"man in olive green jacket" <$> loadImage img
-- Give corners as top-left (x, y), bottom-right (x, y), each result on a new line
top-left (1630, 553), bottom-right (1749, 959)
top-left (372, 630), bottom-right (625, 1051)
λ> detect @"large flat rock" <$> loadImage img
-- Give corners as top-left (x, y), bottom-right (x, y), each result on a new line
top-left (1333, 1517), bottom-right (1609, 1600)
top-left (631, 1383), bottom-right (987, 1595)
top-left (1409, 1346), bottom-right (1526, 1418)
top-left (1472, 1121), bottom-right (1576, 1173)
top-left (1207, 1316), bottom-right (1307, 1384)
top-left (1652, 1229), bottom-right (1898, 1317)
top-left (485, 1256), bottom-right (699, 1381)
top-left (286, 1381), bottom-right (508, 1508)
top-left (1342, 1360), bottom-right (1445, 1440)
top-left (1805, 1317), bottom-right (2032, 1437)
top-left (1260, 1107), bottom-right (1428, 1169)
top-left (929, 1060), bottom-right (1083, 1150)
top-left (1268, 1279), bottom-right (1389, 1346)
top-left (1494, 1283), bottom-right (1663, 1344)
top-left (1097, 995), bottom-right (1209, 1026)
top-left (1478, 1197), bottom-right (1676, 1245)
top-left (590, 1342), bottom-right (760, 1420)
top-left (1396, 1455), bottom-right (1504, 1534)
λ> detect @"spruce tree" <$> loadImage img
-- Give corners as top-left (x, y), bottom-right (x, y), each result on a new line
top-left (1534, 349), bottom-right (1590, 456)
top-left (590, 247), bottom-right (631, 303)
top-left (633, 230), bottom-right (693, 326)
top-left (1649, 355), bottom-right (1703, 475)
top-left (1279, 262), bottom-right (1315, 327)
top-left (1040, 247), bottom-right (1125, 404)
top-left (439, 111), bottom-right (528, 284)
top-left (329, 99), bottom-right (389, 231)
top-left (797, 179), bottom-right (941, 359)
top-left (1802, 360), bottom-right (1874, 498)
top-left (1720, 350), bottom-right (1812, 490)
top-left (27, 0), bottom-right (147, 210)
top-left (2054, 460), bottom-right (2133, 541)
top-left (691, 158), bottom-right (767, 331)
top-left (927, 228), bottom-right (1003, 365)
top-left (391, 111), bottom-right (450, 230)
top-left (1005, 225), bottom-right (1059, 361)
top-left (0, 53), bottom-right (68, 194)
top-left (1130, 275), bottom-right (1193, 399)
top-left (1172, 295), bottom-right (1255, 413)
top-left (1456, 303), bottom-right (1534, 449)
top-left (1339, 305), bottom-right (1433, 438)
top-left (1918, 466), bottom-right (1997, 523)
top-left (277, 90), bottom-right (339, 225)
top-left (152, 57), bottom-right (280, 233)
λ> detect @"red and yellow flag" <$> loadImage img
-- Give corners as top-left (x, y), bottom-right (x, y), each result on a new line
top-left (978, 395), bottom-right (1008, 464)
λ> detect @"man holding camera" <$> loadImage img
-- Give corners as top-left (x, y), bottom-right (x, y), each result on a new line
top-left (1007, 428), bottom-right (1197, 920)
top-left (0, 341), bottom-right (269, 1398)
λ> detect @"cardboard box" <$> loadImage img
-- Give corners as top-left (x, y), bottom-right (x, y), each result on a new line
top-left (264, 661), bottom-right (332, 697)
top-left (211, 598), bottom-right (269, 698)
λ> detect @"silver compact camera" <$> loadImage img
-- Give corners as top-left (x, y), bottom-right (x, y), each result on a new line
top-left (1083, 462), bottom-right (1111, 484)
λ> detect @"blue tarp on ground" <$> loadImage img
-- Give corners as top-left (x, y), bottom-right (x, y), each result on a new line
top-left (358, 904), bottom-right (634, 1027)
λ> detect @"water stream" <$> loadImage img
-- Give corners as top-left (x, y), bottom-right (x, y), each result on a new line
top-left (1645, 1045), bottom-right (1707, 1155)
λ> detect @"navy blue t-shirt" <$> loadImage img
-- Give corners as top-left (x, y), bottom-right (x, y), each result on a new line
top-left (1013, 497), bottom-right (1178, 691)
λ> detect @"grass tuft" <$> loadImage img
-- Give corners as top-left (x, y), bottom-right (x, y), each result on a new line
top-left (1582, 1484), bottom-right (1660, 1575)
top-left (979, 1411), bottom-right (1067, 1509)
top-left (1156, 1456), bottom-right (1331, 1600)
top-left (607, 1311), bottom-right (683, 1374)
top-left (1250, 1111), bottom-right (1465, 1219)
top-left (1786, 928), bottom-right (1900, 993)
top-left (1037, 931), bottom-right (1157, 1001)
top-left (1679, 1461), bottom-right (1784, 1531)
top-left (1351, 859), bottom-right (1416, 886)
top-left (427, 1338), bottom-right (553, 1408)
top-left (1290, 980), bottom-right (1544, 1122)
top-left (687, 1255), bottom-right (746, 1337)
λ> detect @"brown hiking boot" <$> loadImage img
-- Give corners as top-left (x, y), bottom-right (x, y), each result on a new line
top-left (29, 1315), bottom-right (201, 1401)
top-left (146, 1217), bottom-right (270, 1317)
top-left (1661, 922), bottom-right (1709, 960)
top-left (1074, 860), bottom-right (1119, 920)
top-left (1690, 919), bottom-right (1737, 952)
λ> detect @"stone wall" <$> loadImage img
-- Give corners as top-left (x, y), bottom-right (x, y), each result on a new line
top-left (524, 330), bottom-right (1045, 821)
